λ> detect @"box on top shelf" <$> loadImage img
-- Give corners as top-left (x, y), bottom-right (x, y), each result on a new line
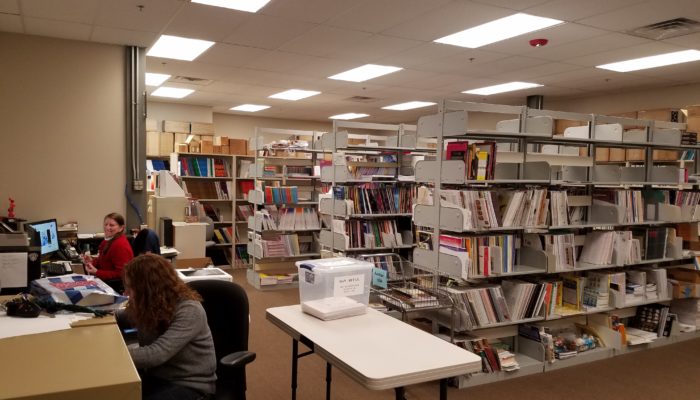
top-left (638, 108), bottom-right (684, 123)
top-left (296, 257), bottom-right (373, 320)
top-left (229, 139), bottom-right (248, 155)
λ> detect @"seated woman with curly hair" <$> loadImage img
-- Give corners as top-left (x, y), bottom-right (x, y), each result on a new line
top-left (116, 254), bottom-right (216, 400)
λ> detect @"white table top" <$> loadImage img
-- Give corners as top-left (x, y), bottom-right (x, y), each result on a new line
top-left (267, 305), bottom-right (482, 390)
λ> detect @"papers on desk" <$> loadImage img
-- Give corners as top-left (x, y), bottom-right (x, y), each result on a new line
top-left (0, 312), bottom-right (92, 340)
top-left (302, 296), bottom-right (367, 321)
top-left (0, 252), bottom-right (28, 288)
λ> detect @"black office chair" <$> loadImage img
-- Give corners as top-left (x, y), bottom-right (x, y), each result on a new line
top-left (131, 228), bottom-right (161, 256)
top-left (187, 280), bottom-right (256, 400)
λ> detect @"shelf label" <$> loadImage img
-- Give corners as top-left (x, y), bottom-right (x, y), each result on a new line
top-left (334, 274), bottom-right (364, 297)
top-left (372, 268), bottom-right (388, 289)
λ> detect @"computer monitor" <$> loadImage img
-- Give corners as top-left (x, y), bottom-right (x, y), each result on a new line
top-left (26, 219), bottom-right (59, 258)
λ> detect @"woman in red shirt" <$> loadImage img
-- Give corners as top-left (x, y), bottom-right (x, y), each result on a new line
top-left (83, 212), bottom-right (133, 291)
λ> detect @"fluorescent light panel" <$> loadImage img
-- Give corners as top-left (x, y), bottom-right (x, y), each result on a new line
top-left (151, 87), bottom-right (194, 98)
top-left (328, 64), bottom-right (402, 82)
top-left (435, 13), bottom-right (563, 48)
top-left (596, 49), bottom-right (700, 72)
top-left (269, 89), bottom-right (321, 101)
top-left (147, 35), bottom-right (215, 61)
top-left (230, 104), bottom-right (270, 112)
top-left (463, 82), bottom-right (543, 95)
top-left (191, 0), bottom-right (271, 13)
top-left (329, 113), bottom-right (369, 120)
top-left (382, 101), bottom-right (436, 111)
top-left (145, 73), bottom-right (170, 87)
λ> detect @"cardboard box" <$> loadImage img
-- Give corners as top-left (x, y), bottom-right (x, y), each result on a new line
top-left (554, 119), bottom-right (586, 135)
top-left (609, 147), bottom-right (625, 162)
top-left (669, 268), bottom-right (700, 283)
top-left (610, 111), bottom-right (638, 119)
top-left (175, 257), bottom-right (214, 269)
top-left (213, 145), bottom-right (222, 154)
top-left (163, 120), bottom-right (190, 133)
top-left (686, 117), bottom-right (700, 133)
top-left (626, 148), bottom-right (645, 161)
top-left (638, 108), bottom-right (684, 123)
top-left (146, 131), bottom-right (160, 156)
top-left (221, 145), bottom-right (230, 154)
top-left (191, 122), bottom-right (214, 135)
top-left (201, 140), bottom-right (214, 154)
top-left (595, 147), bottom-right (610, 162)
top-left (146, 118), bottom-right (160, 132)
top-left (189, 140), bottom-right (200, 153)
top-left (177, 143), bottom-right (189, 153)
top-left (213, 136), bottom-right (229, 146)
top-left (652, 149), bottom-right (679, 161)
top-left (671, 280), bottom-right (700, 299)
top-left (159, 132), bottom-right (174, 156)
top-left (229, 138), bottom-right (248, 155)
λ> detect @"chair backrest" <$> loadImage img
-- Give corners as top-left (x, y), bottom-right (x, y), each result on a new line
top-left (131, 228), bottom-right (161, 256)
top-left (188, 280), bottom-right (250, 400)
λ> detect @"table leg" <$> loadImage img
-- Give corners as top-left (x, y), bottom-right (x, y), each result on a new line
top-left (326, 362), bottom-right (332, 400)
top-left (440, 378), bottom-right (448, 400)
top-left (291, 339), bottom-right (298, 400)
top-left (395, 387), bottom-right (405, 400)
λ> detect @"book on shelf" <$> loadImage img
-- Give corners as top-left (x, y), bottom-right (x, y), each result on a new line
top-left (238, 159), bottom-right (252, 178)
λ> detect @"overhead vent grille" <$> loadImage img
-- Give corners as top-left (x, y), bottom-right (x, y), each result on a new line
top-left (345, 96), bottom-right (379, 103)
top-left (628, 18), bottom-right (700, 40)
top-left (169, 76), bottom-right (213, 86)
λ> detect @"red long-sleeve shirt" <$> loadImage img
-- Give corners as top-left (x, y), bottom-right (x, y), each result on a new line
top-left (94, 235), bottom-right (133, 281)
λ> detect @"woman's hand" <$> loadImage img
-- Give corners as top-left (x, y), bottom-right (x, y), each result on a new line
top-left (84, 263), bottom-right (98, 275)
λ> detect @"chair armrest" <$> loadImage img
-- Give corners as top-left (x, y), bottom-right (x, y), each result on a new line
top-left (220, 351), bottom-right (257, 369)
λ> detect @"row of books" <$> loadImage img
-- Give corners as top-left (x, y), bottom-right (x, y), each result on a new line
top-left (182, 180), bottom-right (232, 200)
top-left (254, 233), bottom-right (307, 258)
top-left (593, 190), bottom-right (644, 223)
top-left (454, 337), bottom-right (519, 373)
top-left (446, 141), bottom-right (496, 181)
top-left (236, 204), bottom-right (254, 222)
top-left (263, 186), bottom-right (300, 204)
top-left (254, 207), bottom-right (320, 231)
top-left (179, 157), bottom-right (231, 177)
top-left (234, 246), bottom-right (249, 267)
top-left (333, 184), bottom-right (415, 214)
top-left (439, 234), bottom-right (516, 276)
top-left (336, 219), bottom-right (409, 249)
top-left (212, 227), bottom-right (234, 244)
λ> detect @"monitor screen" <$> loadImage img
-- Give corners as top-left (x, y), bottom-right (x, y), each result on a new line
top-left (26, 219), bottom-right (59, 257)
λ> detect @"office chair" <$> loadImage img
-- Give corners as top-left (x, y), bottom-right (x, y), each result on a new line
top-left (188, 280), bottom-right (256, 400)
top-left (131, 228), bottom-right (161, 256)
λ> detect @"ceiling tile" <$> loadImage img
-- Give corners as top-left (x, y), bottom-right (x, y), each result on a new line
top-left (577, 0), bottom-right (700, 32)
top-left (328, 34), bottom-right (423, 63)
top-left (286, 56), bottom-right (365, 79)
top-left (627, 60), bottom-right (700, 81)
top-left (261, 0), bottom-right (363, 24)
top-left (565, 41), bottom-right (687, 67)
top-left (149, 60), bottom-right (238, 82)
top-left (325, 0), bottom-right (451, 33)
top-left (0, 13), bottom-right (22, 32)
top-left (484, 23), bottom-right (609, 56)
top-left (471, 0), bottom-right (551, 10)
top-left (279, 25), bottom-right (372, 57)
top-left (95, 0), bottom-right (183, 34)
top-left (242, 51), bottom-right (320, 73)
top-left (523, 32), bottom-right (650, 62)
top-left (194, 43), bottom-right (269, 68)
top-left (663, 31), bottom-right (700, 49)
top-left (204, 81), bottom-right (258, 95)
top-left (368, 69), bottom-right (454, 89)
top-left (411, 48), bottom-right (509, 75)
top-left (0, 0), bottom-right (19, 14)
top-left (376, 42), bottom-right (467, 68)
top-left (493, 62), bottom-right (585, 81)
top-left (163, 2), bottom-right (247, 42)
top-left (90, 26), bottom-right (157, 47)
top-left (223, 13), bottom-right (317, 50)
top-left (23, 17), bottom-right (91, 41)
top-left (523, 0), bottom-right (642, 22)
top-left (382, 0), bottom-right (511, 42)
top-left (460, 55), bottom-right (549, 79)
top-left (20, 0), bottom-right (99, 24)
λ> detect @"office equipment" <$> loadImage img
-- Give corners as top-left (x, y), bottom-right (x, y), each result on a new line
top-left (188, 280), bottom-right (256, 400)
top-left (267, 305), bottom-right (481, 400)
top-left (45, 261), bottom-right (72, 276)
top-left (25, 219), bottom-right (59, 259)
top-left (173, 222), bottom-right (207, 259)
top-left (0, 233), bottom-right (41, 294)
top-left (161, 217), bottom-right (174, 247)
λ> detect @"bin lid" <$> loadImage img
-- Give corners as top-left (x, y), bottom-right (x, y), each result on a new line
top-left (296, 257), bottom-right (373, 273)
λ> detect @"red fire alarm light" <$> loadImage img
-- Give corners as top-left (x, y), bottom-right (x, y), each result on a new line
top-left (529, 38), bottom-right (549, 47)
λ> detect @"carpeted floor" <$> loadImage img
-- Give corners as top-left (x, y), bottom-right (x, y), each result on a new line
top-left (235, 269), bottom-right (700, 400)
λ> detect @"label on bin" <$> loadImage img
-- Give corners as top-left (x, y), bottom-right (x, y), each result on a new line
top-left (372, 268), bottom-right (388, 289)
top-left (304, 269), bottom-right (315, 284)
top-left (333, 274), bottom-right (364, 297)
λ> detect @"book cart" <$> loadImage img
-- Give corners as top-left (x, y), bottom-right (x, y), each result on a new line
top-left (411, 100), bottom-right (700, 388)
top-left (356, 252), bottom-right (456, 341)
top-left (245, 128), bottom-right (325, 290)
top-left (317, 120), bottom-right (427, 258)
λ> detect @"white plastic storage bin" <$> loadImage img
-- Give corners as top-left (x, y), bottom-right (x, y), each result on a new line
top-left (296, 257), bottom-right (373, 320)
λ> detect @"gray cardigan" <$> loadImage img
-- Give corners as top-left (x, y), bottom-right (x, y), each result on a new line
top-left (117, 300), bottom-right (217, 395)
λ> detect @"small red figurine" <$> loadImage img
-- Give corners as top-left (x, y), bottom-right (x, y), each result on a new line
top-left (7, 197), bottom-right (15, 218)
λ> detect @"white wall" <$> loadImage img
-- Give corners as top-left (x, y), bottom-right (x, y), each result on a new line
top-left (0, 33), bottom-right (126, 233)
top-left (148, 102), bottom-right (213, 124)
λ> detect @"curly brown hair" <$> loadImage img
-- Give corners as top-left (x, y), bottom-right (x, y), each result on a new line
top-left (123, 254), bottom-right (202, 335)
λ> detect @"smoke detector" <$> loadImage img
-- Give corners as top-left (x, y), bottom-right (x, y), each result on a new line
top-left (529, 38), bottom-right (548, 47)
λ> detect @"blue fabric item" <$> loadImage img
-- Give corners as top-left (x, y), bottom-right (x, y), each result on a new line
top-left (132, 229), bottom-right (161, 256)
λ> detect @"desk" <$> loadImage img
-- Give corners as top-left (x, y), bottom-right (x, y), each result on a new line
top-left (0, 316), bottom-right (140, 400)
top-left (266, 305), bottom-right (481, 400)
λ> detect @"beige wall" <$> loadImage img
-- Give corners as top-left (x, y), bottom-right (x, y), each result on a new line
top-left (0, 33), bottom-right (125, 233)
top-left (547, 83), bottom-right (700, 115)
top-left (148, 102), bottom-right (213, 124)
top-left (214, 113), bottom-right (331, 139)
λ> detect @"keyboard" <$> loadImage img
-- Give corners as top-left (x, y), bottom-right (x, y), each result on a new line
top-left (46, 262), bottom-right (70, 276)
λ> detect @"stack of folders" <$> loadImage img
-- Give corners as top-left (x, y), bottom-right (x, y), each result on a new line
top-left (500, 189), bottom-right (549, 228)
top-left (549, 191), bottom-right (569, 226)
top-left (439, 234), bottom-right (516, 277)
top-left (343, 220), bottom-right (406, 249)
top-left (260, 234), bottom-right (300, 257)
top-left (277, 208), bottom-right (320, 230)
top-left (501, 280), bottom-right (548, 321)
top-left (455, 285), bottom-right (511, 328)
top-left (256, 210), bottom-right (278, 231)
top-left (593, 190), bottom-right (644, 223)
top-left (579, 231), bottom-right (615, 265)
top-left (544, 233), bottom-right (576, 271)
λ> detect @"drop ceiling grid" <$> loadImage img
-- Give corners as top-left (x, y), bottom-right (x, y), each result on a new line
top-left (323, 0), bottom-right (452, 34)
top-left (95, 0), bottom-right (183, 33)
top-left (221, 13), bottom-right (318, 50)
top-left (20, 0), bottom-right (100, 24)
top-left (23, 17), bottom-right (91, 41)
top-left (91, 26), bottom-right (158, 48)
top-left (162, 3), bottom-right (248, 42)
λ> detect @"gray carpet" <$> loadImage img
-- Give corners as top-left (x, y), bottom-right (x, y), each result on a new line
top-left (235, 269), bottom-right (700, 400)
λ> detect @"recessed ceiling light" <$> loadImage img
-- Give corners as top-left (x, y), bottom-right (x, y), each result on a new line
top-left (435, 13), bottom-right (563, 48)
top-left (328, 64), bottom-right (403, 82)
top-left (382, 101), bottom-right (436, 111)
top-left (329, 113), bottom-right (369, 120)
top-left (191, 0), bottom-right (271, 13)
top-left (145, 73), bottom-right (171, 87)
top-left (462, 82), bottom-right (543, 95)
top-left (151, 87), bottom-right (194, 98)
top-left (147, 35), bottom-right (215, 61)
top-left (269, 89), bottom-right (321, 101)
top-left (230, 104), bottom-right (270, 112)
top-left (596, 49), bottom-right (700, 72)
